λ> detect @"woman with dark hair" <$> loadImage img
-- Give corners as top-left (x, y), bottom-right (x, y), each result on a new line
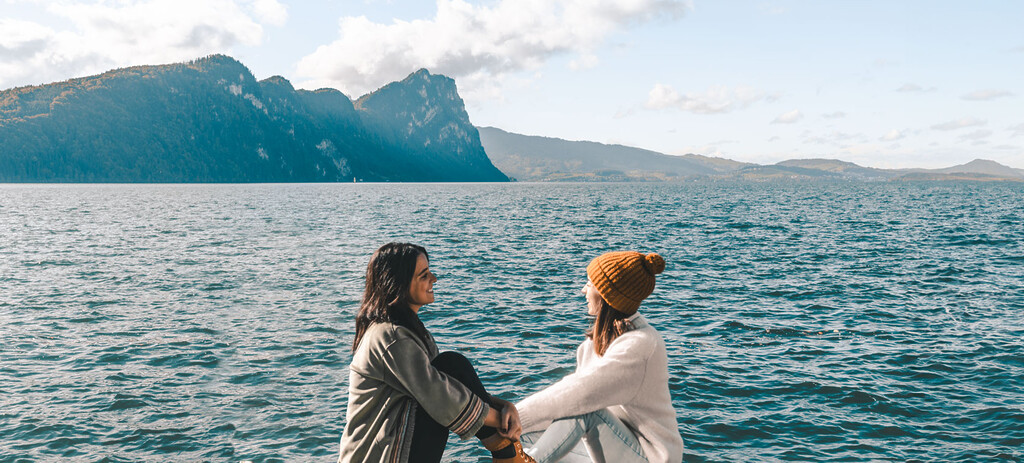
top-left (339, 242), bottom-right (535, 463)
top-left (515, 251), bottom-right (684, 463)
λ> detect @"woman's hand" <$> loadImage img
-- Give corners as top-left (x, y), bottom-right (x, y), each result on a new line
top-left (500, 404), bottom-right (523, 440)
top-left (491, 398), bottom-right (522, 440)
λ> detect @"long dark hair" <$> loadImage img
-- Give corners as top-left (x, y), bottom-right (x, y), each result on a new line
top-left (586, 298), bottom-right (633, 356)
top-left (352, 242), bottom-right (433, 351)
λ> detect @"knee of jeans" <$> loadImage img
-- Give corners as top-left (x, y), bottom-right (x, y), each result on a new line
top-left (432, 351), bottom-right (471, 375)
top-left (591, 408), bottom-right (615, 423)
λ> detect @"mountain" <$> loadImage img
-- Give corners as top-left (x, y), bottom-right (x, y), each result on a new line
top-left (733, 164), bottom-right (845, 180)
top-left (932, 159), bottom-right (1024, 179)
top-left (770, 158), bottom-right (1023, 181)
top-left (356, 70), bottom-right (507, 182)
top-left (681, 153), bottom-right (753, 173)
top-left (887, 159), bottom-right (1024, 181)
top-left (0, 55), bottom-right (507, 182)
top-left (477, 127), bottom-right (1023, 182)
top-left (775, 159), bottom-right (898, 179)
top-left (477, 126), bottom-right (716, 181)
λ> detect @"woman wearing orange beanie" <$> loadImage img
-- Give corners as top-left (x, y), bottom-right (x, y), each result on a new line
top-left (515, 251), bottom-right (684, 463)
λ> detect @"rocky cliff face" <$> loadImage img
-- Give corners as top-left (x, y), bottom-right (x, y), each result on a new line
top-left (0, 55), bottom-right (508, 182)
top-left (356, 69), bottom-right (507, 181)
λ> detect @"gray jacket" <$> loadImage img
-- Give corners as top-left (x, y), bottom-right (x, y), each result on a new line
top-left (338, 322), bottom-right (488, 463)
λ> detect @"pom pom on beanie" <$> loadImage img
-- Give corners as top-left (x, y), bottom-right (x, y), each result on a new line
top-left (586, 251), bottom-right (665, 315)
top-left (643, 253), bottom-right (665, 275)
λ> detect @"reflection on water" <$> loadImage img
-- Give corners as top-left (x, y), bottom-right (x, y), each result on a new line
top-left (1, 182), bottom-right (1022, 461)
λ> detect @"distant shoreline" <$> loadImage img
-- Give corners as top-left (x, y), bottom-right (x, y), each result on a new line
top-left (478, 127), bottom-right (1024, 183)
top-left (2, 177), bottom-right (1022, 186)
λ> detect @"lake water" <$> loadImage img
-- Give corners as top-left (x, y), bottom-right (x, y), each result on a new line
top-left (1, 182), bottom-right (1022, 462)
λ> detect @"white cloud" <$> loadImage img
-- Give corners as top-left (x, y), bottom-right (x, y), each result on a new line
top-left (250, 0), bottom-right (288, 26)
top-left (931, 117), bottom-right (986, 131)
top-left (569, 53), bottom-right (600, 70)
top-left (644, 83), bottom-right (764, 114)
top-left (803, 130), bottom-right (865, 146)
top-left (0, 18), bottom-right (57, 87)
top-left (1010, 123), bottom-right (1024, 137)
top-left (880, 129), bottom-right (905, 141)
top-left (961, 89), bottom-right (1013, 101)
top-left (295, 0), bottom-right (691, 98)
top-left (822, 111), bottom-right (846, 119)
top-left (771, 109), bottom-right (802, 124)
top-left (959, 129), bottom-right (992, 140)
top-left (0, 0), bottom-right (286, 89)
top-left (895, 83), bottom-right (939, 93)
top-left (892, 82), bottom-right (933, 92)
top-left (0, 18), bottom-right (53, 59)
top-left (758, 4), bottom-right (786, 15)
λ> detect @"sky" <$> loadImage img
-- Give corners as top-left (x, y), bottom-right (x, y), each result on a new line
top-left (1, 0), bottom-right (1022, 169)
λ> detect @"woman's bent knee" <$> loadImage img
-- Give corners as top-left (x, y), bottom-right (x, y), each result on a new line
top-left (431, 351), bottom-right (472, 374)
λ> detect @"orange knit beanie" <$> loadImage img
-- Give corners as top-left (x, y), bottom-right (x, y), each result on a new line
top-left (586, 251), bottom-right (665, 315)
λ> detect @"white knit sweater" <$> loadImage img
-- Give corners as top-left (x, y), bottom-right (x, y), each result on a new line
top-left (516, 314), bottom-right (684, 463)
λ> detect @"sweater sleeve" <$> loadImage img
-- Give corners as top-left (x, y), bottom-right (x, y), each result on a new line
top-left (516, 334), bottom-right (655, 433)
top-left (575, 341), bottom-right (586, 366)
top-left (374, 337), bottom-right (489, 440)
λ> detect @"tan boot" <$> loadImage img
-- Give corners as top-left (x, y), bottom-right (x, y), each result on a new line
top-left (480, 435), bottom-right (538, 463)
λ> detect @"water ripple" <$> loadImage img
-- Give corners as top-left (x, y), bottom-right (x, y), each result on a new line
top-left (1, 182), bottom-right (1022, 461)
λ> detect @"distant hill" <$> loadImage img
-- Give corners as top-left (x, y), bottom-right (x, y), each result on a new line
top-left (681, 153), bottom-right (754, 173)
top-left (477, 126), bottom-right (716, 181)
top-left (478, 127), bottom-right (1023, 182)
top-left (932, 159), bottom-right (1024, 179)
top-left (733, 164), bottom-right (847, 180)
top-left (0, 55), bottom-right (507, 182)
top-left (775, 159), bottom-right (898, 179)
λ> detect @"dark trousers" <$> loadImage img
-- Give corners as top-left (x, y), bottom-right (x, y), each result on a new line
top-left (408, 351), bottom-right (497, 462)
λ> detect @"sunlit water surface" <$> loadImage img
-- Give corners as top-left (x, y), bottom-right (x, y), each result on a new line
top-left (1, 182), bottom-right (1022, 462)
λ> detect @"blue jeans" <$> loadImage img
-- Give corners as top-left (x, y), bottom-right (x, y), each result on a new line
top-left (520, 409), bottom-right (648, 463)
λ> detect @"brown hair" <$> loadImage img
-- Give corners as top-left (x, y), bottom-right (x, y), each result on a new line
top-left (586, 297), bottom-right (633, 356)
top-left (352, 242), bottom-right (432, 351)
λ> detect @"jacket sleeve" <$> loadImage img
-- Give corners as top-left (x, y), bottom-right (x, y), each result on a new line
top-left (373, 337), bottom-right (489, 440)
top-left (516, 334), bottom-right (655, 433)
